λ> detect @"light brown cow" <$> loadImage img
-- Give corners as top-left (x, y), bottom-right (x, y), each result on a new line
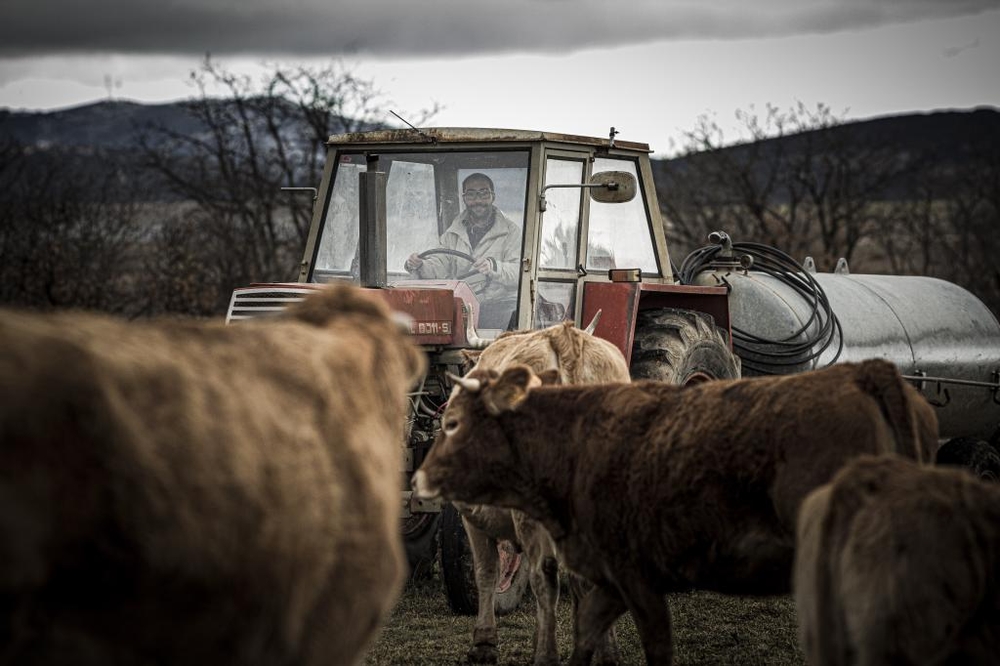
top-left (0, 285), bottom-right (426, 666)
top-left (455, 320), bottom-right (630, 665)
top-left (413, 359), bottom-right (938, 666)
top-left (795, 454), bottom-right (1000, 666)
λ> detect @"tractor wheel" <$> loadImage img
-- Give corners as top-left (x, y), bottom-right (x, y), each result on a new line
top-left (439, 503), bottom-right (528, 616)
top-left (402, 512), bottom-right (440, 581)
top-left (630, 308), bottom-right (741, 384)
top-left (935, 437), bottom-right (1000, 482)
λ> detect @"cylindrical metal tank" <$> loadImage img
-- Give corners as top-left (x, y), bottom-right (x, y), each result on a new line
top-left (692, 267), bottom-right (1000, 441)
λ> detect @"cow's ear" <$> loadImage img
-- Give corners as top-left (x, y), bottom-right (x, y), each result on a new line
top-left (482, 365), bottom-right (541, 416)
top-left (537, 369), bottom-right (561, 386)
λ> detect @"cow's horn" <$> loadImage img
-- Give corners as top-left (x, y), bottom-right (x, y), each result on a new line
top-left (584, 309), bottom-right (603, 335)
top-left (447, 373), bottom-right (482, 393)
top-left (391, 312), bottom-right (415, 335)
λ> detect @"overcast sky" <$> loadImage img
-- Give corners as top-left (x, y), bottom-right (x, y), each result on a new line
top-left (1, 0), bottom-right (998, 155)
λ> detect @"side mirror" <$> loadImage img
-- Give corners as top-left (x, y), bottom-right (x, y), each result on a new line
top-left (588, 171), bottom-right (637, 204)
top-left (539, 170), bottom-right (638, 212)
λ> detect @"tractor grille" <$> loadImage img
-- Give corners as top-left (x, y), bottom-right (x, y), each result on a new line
top-left (225, 287), bottom-right (316, 323)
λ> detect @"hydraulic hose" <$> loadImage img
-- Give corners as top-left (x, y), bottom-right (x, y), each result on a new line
top-left (677, 238), bottom-right (843, 375)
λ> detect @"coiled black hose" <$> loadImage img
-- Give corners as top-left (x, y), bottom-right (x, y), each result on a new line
top-left (677, 239), bottom-right (844, 375)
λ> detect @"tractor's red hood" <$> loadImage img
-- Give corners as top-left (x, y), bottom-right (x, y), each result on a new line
top-left (230, 280), bottom-right (481, 348)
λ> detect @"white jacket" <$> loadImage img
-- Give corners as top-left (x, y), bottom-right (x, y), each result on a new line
top-left (413, 207), bottom-right (522, 301)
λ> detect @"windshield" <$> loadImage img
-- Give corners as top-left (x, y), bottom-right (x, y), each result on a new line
top-left (311, 148), bottom-right (530, 330)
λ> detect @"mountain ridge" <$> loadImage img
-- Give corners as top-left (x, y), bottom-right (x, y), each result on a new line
top-left (4, 100), bottom-right (998, 157)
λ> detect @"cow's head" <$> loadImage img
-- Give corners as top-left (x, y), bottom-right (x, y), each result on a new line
top-left (412, 364), bottom-right (557, 507)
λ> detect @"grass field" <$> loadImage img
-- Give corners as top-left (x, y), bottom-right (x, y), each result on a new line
top-left (365, 574), bottom-right (805, 665)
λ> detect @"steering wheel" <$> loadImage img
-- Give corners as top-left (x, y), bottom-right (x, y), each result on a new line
top-left (418, 248), bottom-right (475, 263)
top-left (417, 248), bottom-right (485, 282)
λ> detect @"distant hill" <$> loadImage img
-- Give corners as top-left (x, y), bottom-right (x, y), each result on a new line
top-left (0, 99), bottom-right (379, 201)
top-left (0, 100), bottom-right (207, 150)
top-left (652, 107), bottom-right (1000, 201)
top-left (6, 100), bottom-right (998, 157)
top-left (2, 101), bottom-right (998, 201)
top-left (708, 107), bottom-right (1000, 159)
top-left (0, 98), bottom-right (382, 152)
top-left (814, 107), bottom-right (1000, 160)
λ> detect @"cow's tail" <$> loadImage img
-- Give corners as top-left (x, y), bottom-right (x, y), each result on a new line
top-left (855, 359), bottom-right (925, 461)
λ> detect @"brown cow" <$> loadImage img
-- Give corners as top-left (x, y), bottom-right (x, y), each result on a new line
top-left (413, 359), bottom-right (938, 665)
top-left (0, 285), bottom-right (426, 666)
top-left (455, 320), bottom-right (630, 665)
top-left (794, 454), bottom-right (1000, 666)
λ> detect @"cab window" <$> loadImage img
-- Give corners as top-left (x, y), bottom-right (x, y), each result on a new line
top-left (588, 158), bottom-right (657, 273)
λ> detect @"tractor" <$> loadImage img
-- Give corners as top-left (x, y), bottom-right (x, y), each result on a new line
top-left (226, 126), bottom-right (1000, 614)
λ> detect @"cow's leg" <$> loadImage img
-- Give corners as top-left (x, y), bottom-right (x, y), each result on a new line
top-left (513, 514), bottom-right (560, 666)
top-left (613, 576), bottom-right (673, 666)
top-left (568, 574), bottom-right (620, 665)
top-left (463, 517), bottom-right (500, 664)
top-left (568, 584), bottom-right (626, 666)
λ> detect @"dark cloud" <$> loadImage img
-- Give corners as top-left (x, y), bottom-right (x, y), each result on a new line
top-left (1, 0), bottom-right (997, 57)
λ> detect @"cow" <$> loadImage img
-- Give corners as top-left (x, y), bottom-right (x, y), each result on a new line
top-left (794, 454), bottom-right (1000, 666)
top-left (454, 319), bottom-right (630, 665)
top-left (0, 285), bottom-right (426, 666)
top-left (413, 359), bottom-right (938, 665)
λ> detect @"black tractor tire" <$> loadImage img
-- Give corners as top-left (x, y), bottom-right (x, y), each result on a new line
top-left (630, 308), bottom-right (741, 384)
top-left (403, 512), bottom-right (441, 581)
top-left (439, 503), bottom-right (528, 616)
top-left (935, 437), bottom-right (1000, 482)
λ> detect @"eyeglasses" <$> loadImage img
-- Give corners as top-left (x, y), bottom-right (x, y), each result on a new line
top-left (462, 188), bottom-right (493, 200)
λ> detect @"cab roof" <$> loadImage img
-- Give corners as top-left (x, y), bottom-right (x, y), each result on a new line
top-left (327, 127), bottom-right (652, 153)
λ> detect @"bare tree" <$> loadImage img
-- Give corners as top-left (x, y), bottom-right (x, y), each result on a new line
top-left (0, 147), bottom-right (145, 314)
top-left (657, 103), bottom-right (915, 271)
top-left (873, 178), bottom-right (942, 277)
top-left (657, 104), bottom-right (999, 319)
top-left (657, 104), bottom-right (817, 263)
top-left (139, 57), bottom-right (438, 314)
top-left (862, 120), bottom-right (999, 316)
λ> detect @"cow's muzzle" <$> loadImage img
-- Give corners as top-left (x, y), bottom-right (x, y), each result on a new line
top-left (411, 470), bottom-right (440, 500)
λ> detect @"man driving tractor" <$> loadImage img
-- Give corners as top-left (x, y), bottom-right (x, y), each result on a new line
top-left (404, 173), bottom-right (522, 326)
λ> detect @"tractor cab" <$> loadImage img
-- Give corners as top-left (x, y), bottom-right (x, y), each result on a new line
top-left (293, 128), bottom-right (688, 349)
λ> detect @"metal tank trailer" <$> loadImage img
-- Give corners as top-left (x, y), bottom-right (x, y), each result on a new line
top-left (684, 231), bottom-right (1000, 465)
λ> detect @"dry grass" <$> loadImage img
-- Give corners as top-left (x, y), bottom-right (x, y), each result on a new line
top-left (365, 574), bottom-right (804, 665)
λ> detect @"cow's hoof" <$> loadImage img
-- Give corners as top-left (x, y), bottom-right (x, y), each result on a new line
top-left (467, 643), bottom-right (499, 664)
top-left (592, 645), bottom-right (621, 665)
top-left (532, 656), bottom-right (561, 666)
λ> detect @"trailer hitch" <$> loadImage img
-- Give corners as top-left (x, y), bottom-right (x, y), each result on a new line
top-left (903, 370), bottom-right (1000, 407)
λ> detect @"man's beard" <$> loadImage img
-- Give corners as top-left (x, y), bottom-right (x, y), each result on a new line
top-left (468, 204), bottom-right (491, 223)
